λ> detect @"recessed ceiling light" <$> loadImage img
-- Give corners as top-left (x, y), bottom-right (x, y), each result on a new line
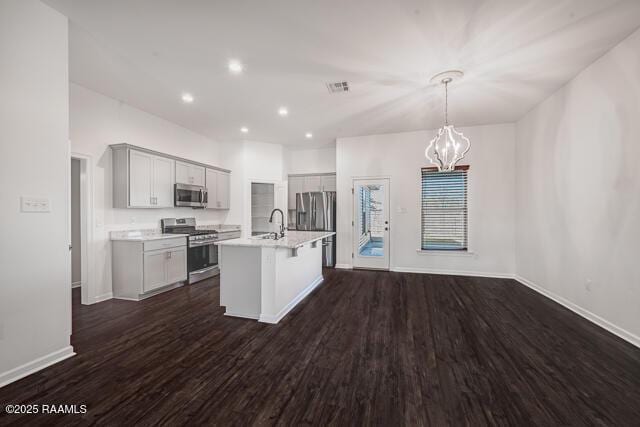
top-left (228, 60), bottom-right (243, 74)
top-left (305, 132), bottom-right (313, 139)
top-left (181, 93), bottom-right (194, 103)
top-left (278, 107), bottom-right (288, 116)
top-left (240, 127), bottom-right (249, 133)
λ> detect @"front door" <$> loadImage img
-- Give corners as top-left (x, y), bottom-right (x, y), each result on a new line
top-left (352, 178), bottom-right (390, 270)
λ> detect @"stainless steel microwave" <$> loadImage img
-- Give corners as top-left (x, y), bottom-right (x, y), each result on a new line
top-left (175, 183), bottom-right (208, 208)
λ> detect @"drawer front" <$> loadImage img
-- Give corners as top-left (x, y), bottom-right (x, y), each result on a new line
top-left (144, 237), bottom-right (186, 252)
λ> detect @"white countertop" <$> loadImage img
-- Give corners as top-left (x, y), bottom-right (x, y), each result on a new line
top-left (109, 224), bottom-right (241, 241)
top-left (110, 232), bottom-right (189, 242)
top-left (215, 230), bottom-right (335, 249)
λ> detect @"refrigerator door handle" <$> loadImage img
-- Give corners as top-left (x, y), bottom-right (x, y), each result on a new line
top-left (322, 192), bottom-right (328, 230)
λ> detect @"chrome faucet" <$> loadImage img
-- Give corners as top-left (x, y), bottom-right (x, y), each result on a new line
top-left (269, 208), bottom-right (286, 237)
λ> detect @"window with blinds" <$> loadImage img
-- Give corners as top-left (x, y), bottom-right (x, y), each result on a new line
top-left (421, 166), bottom-right (468, 251)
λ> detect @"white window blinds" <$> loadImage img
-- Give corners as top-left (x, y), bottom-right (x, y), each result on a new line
top-left (421, 166), bottom-right (468, 251)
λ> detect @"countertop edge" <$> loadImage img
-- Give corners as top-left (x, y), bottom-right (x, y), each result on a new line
top-left (216, 231), bottom-right (335, 249)
top-left (110, 234), bottom-right (189, 242)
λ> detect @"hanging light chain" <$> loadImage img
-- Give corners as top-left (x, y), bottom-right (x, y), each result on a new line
top-left (444, 79), bottom-right (450, 126)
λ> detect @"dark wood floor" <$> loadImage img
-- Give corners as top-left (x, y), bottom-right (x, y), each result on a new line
top-left (1, 269), bottom-right (640, 426)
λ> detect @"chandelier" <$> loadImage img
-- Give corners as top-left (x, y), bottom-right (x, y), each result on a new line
top-left (425, 70), bottom-right (470, 172)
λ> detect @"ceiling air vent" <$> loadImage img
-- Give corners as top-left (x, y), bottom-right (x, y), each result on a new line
top-left (326, 81), bottom-right (349, 93)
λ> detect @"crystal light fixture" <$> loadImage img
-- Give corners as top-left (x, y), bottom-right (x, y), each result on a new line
top-left (425, 70), bottom-right (470, 172)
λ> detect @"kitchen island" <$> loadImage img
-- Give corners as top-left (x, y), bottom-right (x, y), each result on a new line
top-left (216, 230), bottom-right (335, 323)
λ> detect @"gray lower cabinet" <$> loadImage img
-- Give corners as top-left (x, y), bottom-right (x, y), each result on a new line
top-left (112, 237), bottom-right (188, 300)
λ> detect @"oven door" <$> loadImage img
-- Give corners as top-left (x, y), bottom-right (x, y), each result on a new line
top-left (187, 241), bottom-right (219, 283)
top-left (175, 184), bottom-right (207, 207)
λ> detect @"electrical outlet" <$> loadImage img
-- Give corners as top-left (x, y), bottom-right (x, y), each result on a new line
top-left (585, 279), bottom-right (592, 292)
top-left (21, 196), bottom-right (51, 213)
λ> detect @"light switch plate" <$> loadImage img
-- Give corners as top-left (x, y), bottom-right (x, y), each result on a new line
top-left (21, 196), bottom-right (51, 213)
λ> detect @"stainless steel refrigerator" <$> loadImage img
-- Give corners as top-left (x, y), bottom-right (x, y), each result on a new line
top-left (296, 191), bottom-right (336, 267)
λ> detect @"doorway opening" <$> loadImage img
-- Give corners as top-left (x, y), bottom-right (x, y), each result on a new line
top-left (251, 182), bottom-right (276, 236)
top-left (70, 154), bottom-right (92, 305)
top-left (353, 178), bottom-right (390, 270)
top-left (71, 158), bottom-right (82, 290)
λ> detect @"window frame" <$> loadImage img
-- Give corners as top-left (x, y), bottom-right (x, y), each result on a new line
top-left (420, 165), bottom-right (470, 252)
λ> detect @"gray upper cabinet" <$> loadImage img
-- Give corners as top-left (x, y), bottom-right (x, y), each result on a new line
top-left (113, 146), bottom-right (175, 209)
top-left (216, 171), bottom-right (230, 209)
top-left (176, 161), bottom-right (205, 186)
top-left (320, 175), bottom-right (336, 192)
top-left (288, 173), bottom-right (336, 210)
top-left (303, 175), bottom-right (322, 192)
top-left (111, 144), bottom-right (231, 209)
top-left (206, 168), bottom-right (230, 209)
top-left (152, 156), bottom-right (175, 207)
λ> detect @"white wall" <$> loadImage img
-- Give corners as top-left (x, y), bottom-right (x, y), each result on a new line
top-left (516, 29), bottom-right (640, 344)
top-left (336, 124), bottom-right (516, 276)
top-left (0, 0), bottom-right (73, 385)
top-left (70, 83), bottom-right (239, 301)
top-left (285, 145), bottom-right (336, 175)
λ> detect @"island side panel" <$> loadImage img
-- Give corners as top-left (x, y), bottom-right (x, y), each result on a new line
top-left (219, 245), bottom-right (262, 320)
top-left (259, 242), bottom-right (323, 324)
top-left (112, 241), bottom-right (144, 300)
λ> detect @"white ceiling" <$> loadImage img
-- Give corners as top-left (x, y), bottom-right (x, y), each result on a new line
top-left (44, 0), bottom-right (640, 147)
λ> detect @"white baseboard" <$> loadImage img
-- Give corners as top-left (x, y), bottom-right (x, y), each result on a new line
top-left (391, 266), bottom-right (515, 279)
top-left (0, 346), bottom-right (75, 388)
top-left (224, 311), bottom-right (260, 320)
top-left (93, 292), bottom-right (113, 303)
top-left (515, 275), bottom-right (640, 348)
top-left (334, 264), bottom-right (352, 270)
top-left (259, 275), bottom-right (324, 324)
top-left (71, 281), bottom-right (82, 288)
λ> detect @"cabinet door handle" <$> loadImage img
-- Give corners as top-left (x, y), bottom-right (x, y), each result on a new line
top-left (166, 251), bottom-right (172, 259)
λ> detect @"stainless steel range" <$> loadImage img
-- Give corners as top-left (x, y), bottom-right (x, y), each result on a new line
top-left (161, 217), bottom-right (240, 284)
